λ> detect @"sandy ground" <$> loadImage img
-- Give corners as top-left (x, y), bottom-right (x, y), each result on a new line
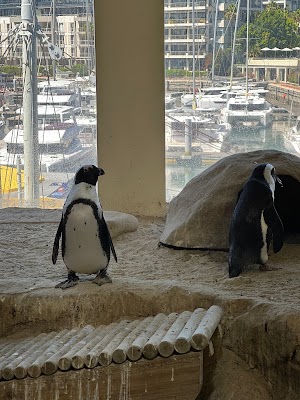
top-left (0, 210), bottom-right (299, 399)
top-left (0, 212), bottom-right (299, 309)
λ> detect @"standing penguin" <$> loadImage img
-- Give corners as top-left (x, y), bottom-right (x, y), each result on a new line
top-left (228, 163), bottom-right (284, 278)
top-left (52, 165), bottom-right (117, 289)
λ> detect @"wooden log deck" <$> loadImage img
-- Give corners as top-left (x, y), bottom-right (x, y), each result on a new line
top-left (0, 306), bottom-right (223, 399)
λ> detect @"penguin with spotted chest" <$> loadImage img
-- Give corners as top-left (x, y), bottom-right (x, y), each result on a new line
top-left (52, 165), bottom-right (117, 289)
top-left (228, 163), bottom-right (284, 278)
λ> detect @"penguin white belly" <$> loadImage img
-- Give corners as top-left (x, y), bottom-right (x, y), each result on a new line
top-left (260, 212), bottom-right (268, 264)
top-left (64, 203), bottom-right (108, 274)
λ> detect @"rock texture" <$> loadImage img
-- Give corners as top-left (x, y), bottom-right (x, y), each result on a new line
top-left (160, 150), bottom-right (300, 249)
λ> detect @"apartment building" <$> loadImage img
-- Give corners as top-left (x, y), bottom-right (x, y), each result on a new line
top-left (0, 0), bottom-right (94, 70)
top-left (0, 0), bottom-right (298, 74)
top-left (164, 0), bottom-right (265, 71)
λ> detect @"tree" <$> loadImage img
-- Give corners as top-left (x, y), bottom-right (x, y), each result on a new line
top-left (224, 3), bottom-right (238, 49)
top-left (214, 48), bottom-right (232, 76)
top-left (237, 3), bottom-right (300, 59)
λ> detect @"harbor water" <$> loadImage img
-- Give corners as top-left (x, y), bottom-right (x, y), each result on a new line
top-left (166, 120), bottom-right (293, 202)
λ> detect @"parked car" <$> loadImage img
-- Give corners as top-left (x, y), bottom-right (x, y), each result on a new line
top-left (271, 106), bottom-right (296, 121)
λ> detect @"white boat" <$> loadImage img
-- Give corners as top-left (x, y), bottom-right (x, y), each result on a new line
top-left (165, 114), bottom-right (226, 154)
top-left (75, 115), bottom-right (97, 147)
top-left (284, 116), bottom-right (300, 155)
top-left (37, 79), bottom-right (81, 111)
top-left (220, 94), bottom-right (273, 129)
top-left (165, 95), bottom-right (183, 114)
top-left (181, 93), bottom-right (199, 109)
top-left (0, 123), bottom-right (96, 172)
top-left (15, 104), bottom-right (77, 125)
top-left (0, 102), bottom-right (96, 172)
top-left (287, 116), bottom-right (300, 135)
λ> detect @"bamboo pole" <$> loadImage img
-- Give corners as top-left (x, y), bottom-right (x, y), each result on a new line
top-left (127, 313), bottom-right (167, 361)
top-left (142, 313), bottom-right (179, 360)
top-left (70, 324), bottom-right (116, 370)
top-left (191, 305), bottom-right (223, 350)
top-left (112, 316), bottom-right (154, 364)
top-left (83, 320), bottom-right (132, 369)
top-left (158, 311), bottom-right (192, 357)
top-left (51, 325), bottom-right (95, 372)
top-left (0, 336), bottom-right (37, 378)
top-left (42, 325), bottom-right (99, 375)
top-left (1, 332), bottom-right (57, 380)
top-left (98, 320), bottom-right (141, 366)
top-left (174, 308), bottom-right (206, 354)
top-left (27, 326), bottom-right (94, 378)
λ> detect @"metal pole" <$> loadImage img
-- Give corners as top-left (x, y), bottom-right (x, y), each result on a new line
top-left (230, 0), bottom-right (241, 91)
top-left (16, 155), bottom-right (23, 205)
top-left (192, 0), bottom-right (196, 109)
top-left (185, 118), bottom-right (192, 155)
top-left (21, 0), bottom-right (39, 207)
top-left (211, 0), bottom-right (219, 86)
top-left (86, 0), bottom-right (90, 74)
top-left (246, 0), bottom-right (249, 95)
top-left (52, 0), bottom-right (56, 80)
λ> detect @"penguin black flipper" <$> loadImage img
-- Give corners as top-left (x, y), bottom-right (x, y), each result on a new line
top-left (52, 216), bottom-right (64, 264)
top-left (263, 204), bottom-right (284, 253)
top-left (98, 217), bottom-right (118, 263)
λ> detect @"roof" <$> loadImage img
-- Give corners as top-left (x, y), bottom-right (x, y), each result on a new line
top-left (4, 124), bottom-right (79, 144)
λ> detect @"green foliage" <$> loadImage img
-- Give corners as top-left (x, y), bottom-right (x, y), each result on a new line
top-left (0, 65), bottom-right (21, 76)
top-left (214, 48), bottom-right (233, 76)
top-left (224, 4), bottom-right (237, 22)
top-left (237, 4), bottom-right (300, 58)
top-left (71, 63), bottom-right (88, 76)
top-left (287, 70), bottom-right (300, 84)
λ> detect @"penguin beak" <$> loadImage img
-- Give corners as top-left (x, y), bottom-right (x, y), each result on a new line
top-left (98, 168), bottom-right (105, 176)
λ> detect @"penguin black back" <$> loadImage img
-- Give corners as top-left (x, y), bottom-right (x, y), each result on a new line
top-left (228, 163), bottom-right (284, 278)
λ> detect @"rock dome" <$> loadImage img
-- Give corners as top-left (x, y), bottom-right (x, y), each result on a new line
top-left (160, 150), bottom-right (300, 249)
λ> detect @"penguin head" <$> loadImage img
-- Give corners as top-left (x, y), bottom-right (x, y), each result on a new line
top-left (252, 163), bottom-right (282, 193)
top-left (74, 165), bottom-right (105, 186)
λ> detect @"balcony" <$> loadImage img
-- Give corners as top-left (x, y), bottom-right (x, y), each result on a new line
top-left (164, 2), bottom-right (206, 10)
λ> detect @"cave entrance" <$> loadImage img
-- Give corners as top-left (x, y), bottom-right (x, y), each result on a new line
top-left (275, 175), bottom-right (300, 242)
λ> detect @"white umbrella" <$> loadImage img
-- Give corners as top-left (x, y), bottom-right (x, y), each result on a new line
top-left (292, 47), bottom-right (300, 57)
top-left (281, 47), bottom-right (292, 57)
top-left (271, 47), bottom-right (280, 57)
top-left (261, 47), bottom-right (271, 51)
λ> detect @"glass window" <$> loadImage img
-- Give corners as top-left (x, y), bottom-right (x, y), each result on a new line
top-left (165, 0), bottom-right (296, 202)
top-left (0, 0), bottom-right (96, 208)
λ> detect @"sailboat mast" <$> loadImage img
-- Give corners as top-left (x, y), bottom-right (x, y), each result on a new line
top-left (246, 0), bottom-right (249, 95)
top-left (21, 0), bottom-right (39, 207)
top-left (229, 0), bottom-right (241, 91)
top-left (192, 0), bottom-right (196, 109)
top-left (52, 0), bottom-right (56, 80)
top-left (211, 0), bottom-right (219, 86)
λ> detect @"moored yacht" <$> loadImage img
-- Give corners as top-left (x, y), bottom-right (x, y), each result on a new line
top-left (220, 94), bottom-right (273, 129)
top-left (0, 123), bottom-right (96, 172)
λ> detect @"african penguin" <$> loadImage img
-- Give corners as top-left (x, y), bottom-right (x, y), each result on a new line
top-left (228, 163), bottom-right (284, 278)
top-left (52, 164), bottom-right (117, 289)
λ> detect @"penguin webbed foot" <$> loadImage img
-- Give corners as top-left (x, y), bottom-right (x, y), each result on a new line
top-left (93, 269), bottom-right (112, 286)
top-left (228, 268), bottom-right (242, 278)
top-left (55, 272), bottom-right (79, 289)
top-left (228, 261), bottom-right (243, 278)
